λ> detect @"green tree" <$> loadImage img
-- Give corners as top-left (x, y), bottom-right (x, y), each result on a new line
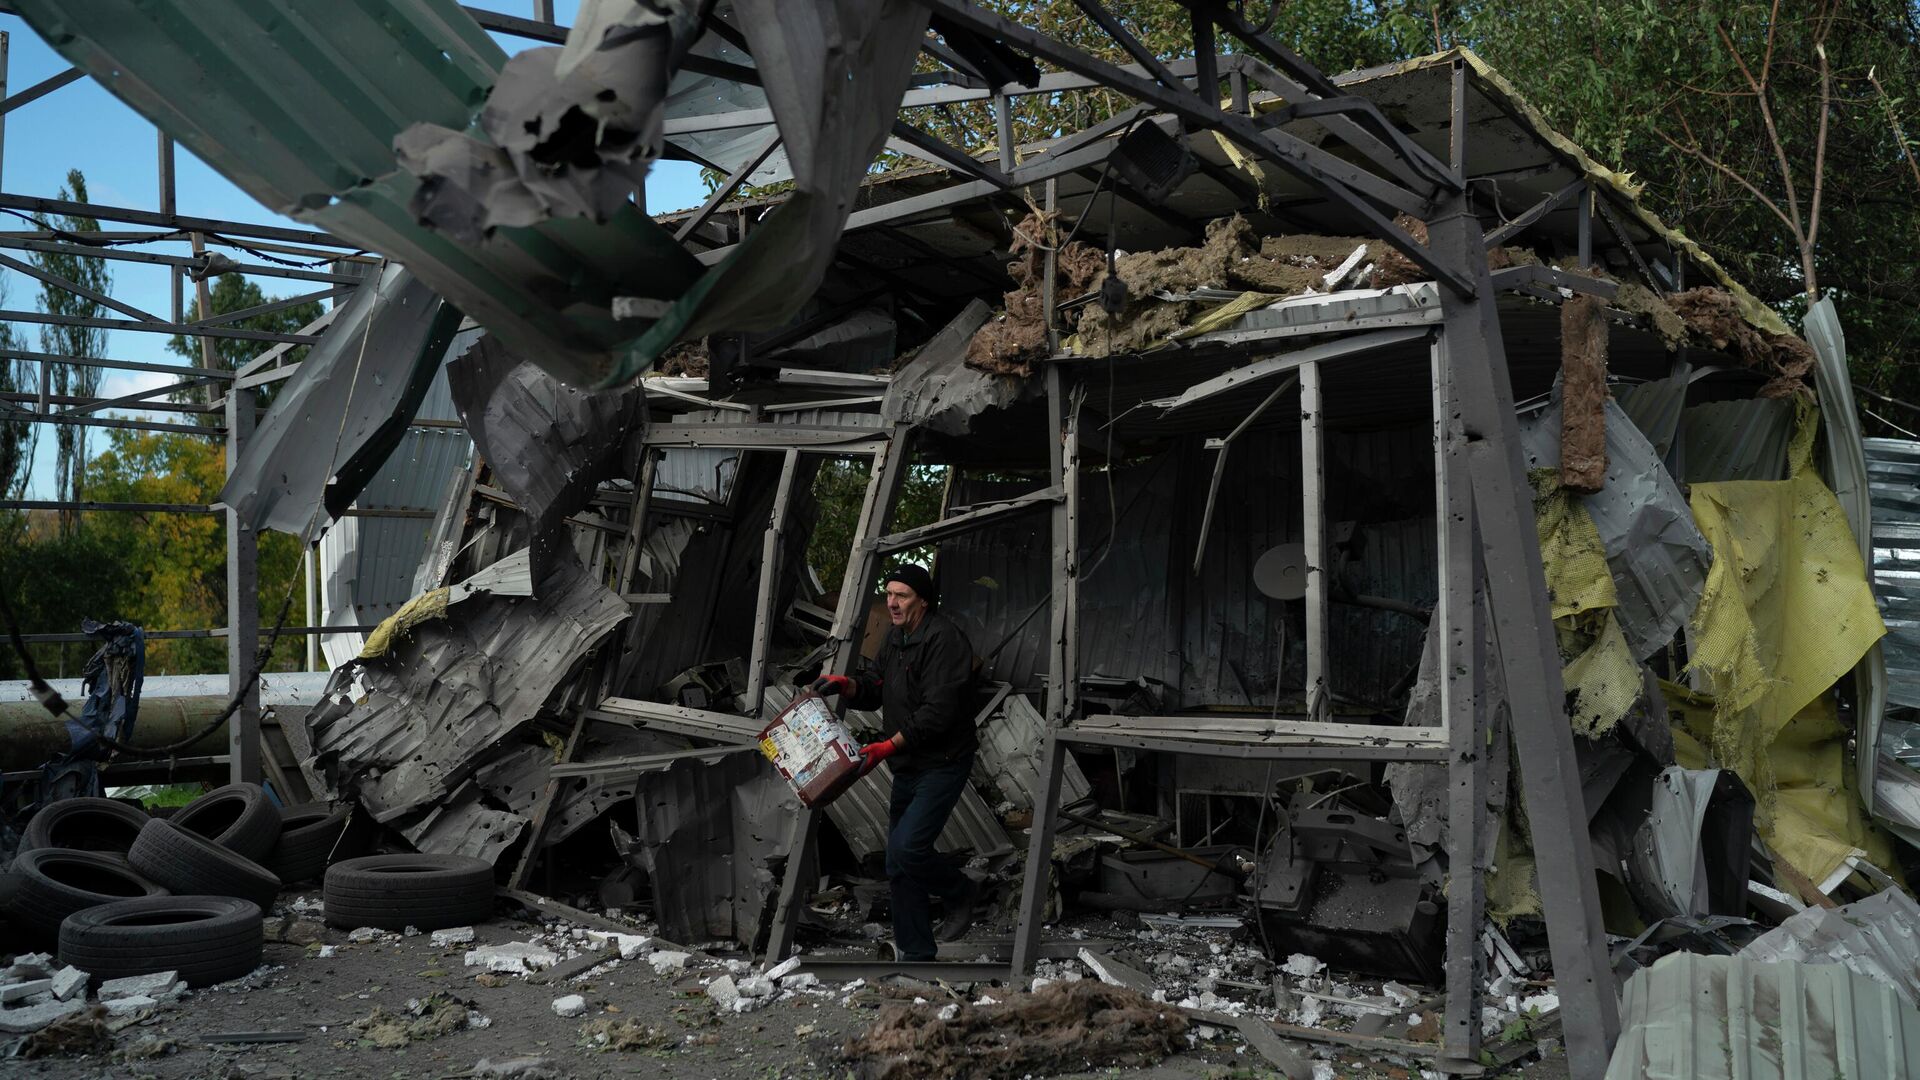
top-left (0, 277), bottom-right (34, 504)
top-left (166, 272), bottom-right (325, 419)
top-left (30, 169), bottom-right (109, 526)
top-left (807, 460), bottom-right (948, 596)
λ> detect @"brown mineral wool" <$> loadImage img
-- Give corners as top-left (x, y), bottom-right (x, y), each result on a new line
top-left (843, 979), bottom-right (1189, 1080)
top-left (1667, 286), bottom-right (1815, 391)
top-left (1614, 282), bottom-right (1688, 345)
top-left (657, 338), bottom-right (710, 377)
top-left (1370, 213), bottom-right (1431, 286)
top-left (965, 210), bottom-right (1104, 376)
top-left (1559, 293), bottom-right (1609, 494)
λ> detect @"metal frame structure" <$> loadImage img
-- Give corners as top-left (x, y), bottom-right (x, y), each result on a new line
top-left (0, 5), bottom-right (1679, 1075)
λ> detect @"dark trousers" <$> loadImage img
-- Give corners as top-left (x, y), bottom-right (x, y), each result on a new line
top-left (886, 755), bottom-right (974, 961)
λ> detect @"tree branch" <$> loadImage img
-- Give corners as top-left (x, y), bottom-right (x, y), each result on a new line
top-left (1654, 125), bottom-right (1796, 237)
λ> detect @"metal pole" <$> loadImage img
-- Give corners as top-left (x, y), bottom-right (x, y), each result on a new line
top-left (0, 32), bottom-right (10, 188)
top-left (159, 133), bottom-right (180, 324)
top-left (225, 385), bottom-right (262, 785)
top-left (303, 541), bottom-right (319, 672)
top-left (744, 448), bottom-right (800, 715)
top-left (1427, 194), bottom-right (1619, 1072)
top-left (190, 231), bottom-right (221, 407)
top-left (1299, 360), bottom-right (1328, 721)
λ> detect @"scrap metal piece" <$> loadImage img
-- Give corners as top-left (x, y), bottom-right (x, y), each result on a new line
top-left (396, 777), bottom-right (527, 865)
top-left (626, 745), bottom-right (799, 947)
top-left (1519, 397), bottom-right (1711, 660)
top-left (305, 551), bottom-right (627, 822)
top-left (222, 265), bottom-right (462, 540)
top-left (448, 335), bottom-right (646, 591)
top-left (1623, 767), bottom-right (1755, 921)
top-left (1607, 952), bottom-right (1920, 1079)
top-left (881, 300), bottom-right (1030, 437)
top-left (1740, 886), bottom-right (1920, 1006)
top-left (974, 692), bottom-right (1091, 811)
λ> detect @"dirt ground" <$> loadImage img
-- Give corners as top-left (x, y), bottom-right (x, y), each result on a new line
top-left (5, 889), bottom-right (1341, 1080)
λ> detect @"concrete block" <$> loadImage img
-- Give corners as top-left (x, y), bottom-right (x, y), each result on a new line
top-left (50, 967), bottom-right (87, 1002)
top-left (463, 942), bottom-right (559, 975)
top-left (0, 997), bottom-right (87, 1034)
top-left (0, 980), bottom-right (52, 1004)
top-left (737, 976), bottom-right (776, 998)
top-left (550, 994), bottom-right (587, 1018)
top-left (583, 931), bottom-right (650, 960)
top-left (764, 956), bottom-right (803, 982)
top-left (647, 951), bottom-right (689, 975)
top-left (706, 975), bottom-right (740, 1011)
top-left (104, 994), bottom-right (159, 1017)
top-left (431, 927), bottom-right (476, 947)
top-left (98, 971), bottom-right (184, 1001)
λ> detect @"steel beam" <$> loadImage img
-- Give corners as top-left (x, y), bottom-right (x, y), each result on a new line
top-left (910, 1), bottom-right (1469, 295)
top-left (1157, 326), bottom-right (1430, 413)
top-left (744, 448), bottom-right (801, 715)
top-left (0, 66), bottom-right (81, 117)
top-left (0, 250), bottom-right (162, 323)
top-left (0, 236), bottom-right (361, 285)
top-left (1298, 359), bottom-right (1328, 721)
top-left (1481, 178), bottom-right (1584, 249)
top-left (674, 129), bottom-right (782, 243)
top-left (225, 384), bottom-right (262, 786)
top-left (187, 284), bottom-right (352, 329)
top-left (1010, 732), bottom-right (1067, 973)
top-left (0, 193), bottom-right (346, 248)
top-left (0, 307), bottom-right (323, 346)
top-left (872, 485), bottom-right (1061, 554)
top-left (1427, 191), bottom-right (1619, 1071)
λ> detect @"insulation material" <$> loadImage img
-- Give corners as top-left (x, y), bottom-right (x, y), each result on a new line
top-left (1531, 471), bottom-right (1641, 738)
top-left (1606, 953), bottom-right (1920, 1080)
top-left (1558, 294), bottom-right (1608, 493)
top-left (448, 335), bottom-right (646, 592)
top-left (221, 265), bottom-right (463, 540)
top-left (1685, 399), bottom-right (1886, 823)
top-left (1519, 399), bottom-right (1711, 661)
top-left (305, 551), bottom-right (628, 823)
top-left (1667, 287), bottom-right (1817, 396)
top-left (965, 210), bottom-right (1105, 376)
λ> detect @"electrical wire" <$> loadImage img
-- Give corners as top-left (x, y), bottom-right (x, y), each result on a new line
top-left (0, 268), bottom-right (390, 763)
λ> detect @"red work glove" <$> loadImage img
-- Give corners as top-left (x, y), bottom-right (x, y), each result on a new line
top-left (858, 738), bottom-right (898, 776)
top-left (811, 674), bottom-right (855, 698)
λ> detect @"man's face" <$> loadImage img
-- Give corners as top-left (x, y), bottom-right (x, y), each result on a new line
top-left (885, 582), bottom-right (928, 629)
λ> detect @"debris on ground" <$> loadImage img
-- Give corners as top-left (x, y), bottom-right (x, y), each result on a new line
top-left (842, 980), bottom-right (1189, 1079)
top-left (350, 991), bottom-right (489, 1049)
top-left (580, 1017), bottom-right (678, 1051)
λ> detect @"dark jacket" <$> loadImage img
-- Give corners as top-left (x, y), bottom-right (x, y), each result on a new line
top-left (848, 611), bottom-right (977, 771)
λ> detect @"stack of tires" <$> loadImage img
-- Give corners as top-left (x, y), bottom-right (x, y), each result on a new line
top-left (1, 784), bottom-right (372, 987)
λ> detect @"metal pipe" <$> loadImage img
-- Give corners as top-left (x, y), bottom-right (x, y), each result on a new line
top-left (1057, 808), bottom-right (1246, 883)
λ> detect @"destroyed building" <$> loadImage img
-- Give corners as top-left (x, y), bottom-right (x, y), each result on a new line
top-left (3, 2), bottom-right (1919, 1077)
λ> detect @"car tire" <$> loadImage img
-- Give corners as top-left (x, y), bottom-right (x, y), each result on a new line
top-left (127, 819), bottom-right (281, 911)
top-left (59, 895), bottom-right (263, 987)
top-left (7, 848), bottom-right (168, 946)
top-left (266, 805), bottom-right (369, 884)
top-left (169, 783), bottom-right (282, 861)
top-left (19, 798), bottom-right (149, 856)
top-left (323, 854), bottom-right (494, 931)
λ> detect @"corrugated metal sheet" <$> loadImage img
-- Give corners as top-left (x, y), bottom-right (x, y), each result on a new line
top-left (628, 746), bottom-right (799, 946)
top-left (1606, 952), bottom-right (1920, 1079)
top-left (1866, 438), bottom-right (1920, 709)
top-left (306, 552), bottom-right (628, 824)
top-left (974, 691), bottom-right (1091, 810)
top-left (654, 449), bottom-right (738, 505)
top-left (1517, 397), bottom-right (1711, 659)
top-left (1613, 374), bottom-right (1687, 460)
top-left (1679, 398), bottom-right (1795, 483)
top-left (937, 424), bottom-right (1435, 709)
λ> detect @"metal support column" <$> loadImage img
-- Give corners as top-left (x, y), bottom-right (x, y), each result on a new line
top-left (159, 133), bottom-right (179, 324)
top-left (744, 448), bottom-right (801, 715)
top-left (1298, 360), bottom-right (1328, 721)
top-left (1045, 366), bottom-right (1079, 726)
top-left (764, 430), bottom-right (913, 963)
top-left (1427, 195), bottom-right (1619, 1073)
top-left (0, 32), bottom-right (10, 187)
top-left (1435, 340), bottom-right (1489, 1067)
top-left (225, 385), bottom-right (262, 785)
top-left (303, 541), bottom-right (320, 672)
top-left (1010, 733), bottom-right (1068, 973)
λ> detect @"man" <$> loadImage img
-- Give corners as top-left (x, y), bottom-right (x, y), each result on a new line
top-left (812, 564), bottom-right (980, 961)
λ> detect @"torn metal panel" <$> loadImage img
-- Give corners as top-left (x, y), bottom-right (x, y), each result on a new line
top-left (626, 745), bottom-right (799, 947)
top-left (1518, 397), bottom-right (1711, 660)
top-left (1607, 952), bottom-right (1920, 1079)
top-left (1612, 374), bottom-right (1686, 460)
top-left (448, 335), bottom-right (646, 591)
top-left (1740, 886), bottom-right (1920, 1006)
top-left (1805, 298), bottom-right (1890, 818)
top-left (1623, 768), bottom-right (1755, 921)
top-left (306, 551), bottom-right (627, 822)
top-left (1678, 397), bottom-right (1795, 483)
top-left (473, 743), bottom-right (554, 817)
top-left (610, 0), bottom-right (934, 381)
top-left (1856, 439), bottom-right (1920, 830)
top-left (881, 300), bottom-right (1029, 436)
top-left (975, 693), bottom-right (1092, 811)
top-left (222, 265), bottom-right (463, 540)
top-left (397, 777), bottom-right (528, 865)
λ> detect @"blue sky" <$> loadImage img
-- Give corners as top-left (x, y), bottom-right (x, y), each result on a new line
top-left (2, 5), bottom-right (713, 497)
